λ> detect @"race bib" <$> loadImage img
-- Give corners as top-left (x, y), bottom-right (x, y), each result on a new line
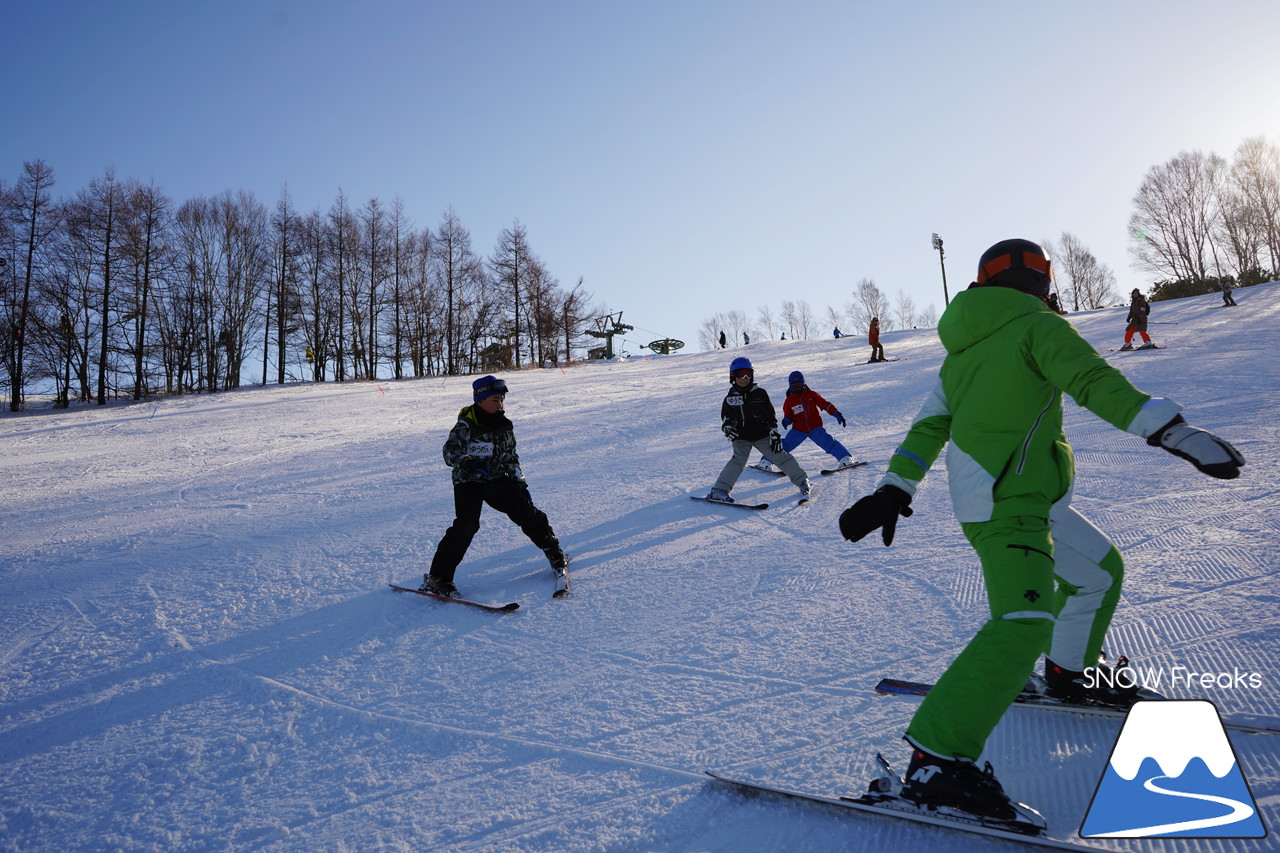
top-left (466, 440), bottom-right (494, 458)
top-left (725, 397), bottom-right (744, 407)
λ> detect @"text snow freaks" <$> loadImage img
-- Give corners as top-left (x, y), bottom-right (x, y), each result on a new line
top-left (1086, 665), bottom-right (1263, 692)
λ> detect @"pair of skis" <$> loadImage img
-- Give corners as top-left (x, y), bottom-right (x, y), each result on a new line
top-left (749, 460), bottom-right (867, 477)
top-left (389, 563), bottom-right (569, 612)
top-left (695, 460), bottom-right (870, 511)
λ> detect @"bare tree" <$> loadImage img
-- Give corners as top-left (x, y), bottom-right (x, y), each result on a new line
top-left (2, 159), bottom-right (61, 411)
top-left (559, 276), bottom-right (594, 363)
top-left (1227, 136), bottom-right (1280, 275)
top-left (1129, 150), bottom-right (1227, 285)
top-left (723, 309), bottom-right (751, 346)
top-left (120, 180), bottom-right (172, 398)
top-left (793, 299), bottom-right (816, 339)
top-left (849, 277), bottom-right (891, 332)
top-left (756, 304), bottom-right (778, 340)
top-left (893, 289), bottom-right (917, 329)
top-left (433, 207), bottom-right (482, 375)
top-left (267, 186), bottom-right (302, 385)
top-left (1046, 232), bottom-right (1118, 311)
top-left (490, 219), bottom-right (532, 367)
top-left (387, 198), bottom-right (412, 380)
top-left (918, 303), bottom-right (939, 327)
top-left (698, 313), bottom-right (728, 351)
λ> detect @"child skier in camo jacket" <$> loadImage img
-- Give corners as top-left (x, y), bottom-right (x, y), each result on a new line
top-left (705, 357), bottom-right (811, 502)
top-left (838, 239), bottom-right (1244, 823)
top-left (421, 375), bottom-right (567, 598)
top-left (758, 371), bottom-right (856, 471)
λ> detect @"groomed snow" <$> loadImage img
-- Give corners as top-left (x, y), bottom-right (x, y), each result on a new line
top-left (2, 284), bottom-right (1277, 852)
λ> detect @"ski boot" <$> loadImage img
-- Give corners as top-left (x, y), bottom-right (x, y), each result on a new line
top-left (705, 488), bottom-right (734, 503)
top-left (420, 575), bottom-right (459, 598)
top-left (1118, 343), bottom-right (1134, 351)
top-left (1137, 341), bottom-right (1158, 350)
top-left (1043, 655), bottom-right (1145, 707)
top-left (899, 748), bottom-right (1019, 822)
top-left (544, 545), bottom-right (569, 574)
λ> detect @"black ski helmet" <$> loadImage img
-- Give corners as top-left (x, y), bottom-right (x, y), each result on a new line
top-left (976, 239), bottom-right (1052, 298)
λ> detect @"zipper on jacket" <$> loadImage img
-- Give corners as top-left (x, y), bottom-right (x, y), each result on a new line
top-left (1015, 393), bottom-right (1054, 475)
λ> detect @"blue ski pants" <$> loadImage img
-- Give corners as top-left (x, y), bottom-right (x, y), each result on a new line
top-left (782, 426), bottom-right (849, 461)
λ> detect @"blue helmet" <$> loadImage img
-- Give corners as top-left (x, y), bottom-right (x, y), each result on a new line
top-left (788, 371), bottom-right (805, 389)
top-left (729, 356), bottom-right (753, 380)
top-left (472, 375), bottom-right (509, 402)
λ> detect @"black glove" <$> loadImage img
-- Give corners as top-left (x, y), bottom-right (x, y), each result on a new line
top-left (839, 485), bottom-right (914, 546)
top-left (833, 410), bottom-right (846, 428)
top-left (1147, 416), bottom-right (1244, 479)
top-left (723, 421), bottom-right (739, 441)
top-left (769, 430), bottom-right (783, 454)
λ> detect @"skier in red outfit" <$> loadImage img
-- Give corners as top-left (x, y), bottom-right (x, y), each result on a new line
top-left (757, 371), bottom-right (857, 471)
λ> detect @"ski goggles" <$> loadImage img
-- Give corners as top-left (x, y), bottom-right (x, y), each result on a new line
top-left (731, 368), bottom-right (754, 380)
top-left (474, 379), bottom-right (508, 398)
top-left (977, 250), bottom-right (1052, 285)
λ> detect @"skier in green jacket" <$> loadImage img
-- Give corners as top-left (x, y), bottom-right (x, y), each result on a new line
top-left (838, 239), bottom-right (1244, 822)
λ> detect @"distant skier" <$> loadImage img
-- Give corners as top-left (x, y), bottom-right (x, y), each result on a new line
top-left (1221, 278), bottom-right (1238, 307)
top-left (838, 238), bottom-right (1244, 822)
top-left (704, 357), bottom-right (810, 503)
top-left (756, 371), bottom-right (855, 472)
top-left (1045, 292), bottom-right (1066, 315)
top-left (833, 327), bottom-right (842, 339)
top-left (719, 331), bottom-right (727, 349)
top-left (1119, 288), bottom-right (1154, 350)
top-left (421, 375), bottom-right (567, 597)
top-left (868, 317), bottom-right (886, 362)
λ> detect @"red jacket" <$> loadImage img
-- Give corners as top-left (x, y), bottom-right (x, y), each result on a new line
top-left (782, 388), bottom-right (839, 433)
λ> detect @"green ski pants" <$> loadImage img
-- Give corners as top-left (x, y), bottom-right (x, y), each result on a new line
top-left (904, 509), bottom-right (1124, 761)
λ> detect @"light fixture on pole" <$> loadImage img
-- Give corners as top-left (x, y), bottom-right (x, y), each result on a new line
top-left (931, 233), bottom-right (950, 306)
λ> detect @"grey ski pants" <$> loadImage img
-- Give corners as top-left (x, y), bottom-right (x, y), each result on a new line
top-left (715, 437), bottom-right (808, 492)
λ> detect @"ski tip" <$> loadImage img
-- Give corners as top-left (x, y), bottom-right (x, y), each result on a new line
top-left (552, 588), bottom-right (569, 599)
top-left (499, 601), bottom-right (521, 611)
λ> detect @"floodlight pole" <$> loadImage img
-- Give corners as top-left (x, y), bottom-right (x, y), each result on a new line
top-left (932, 233), bottom-right (950, 306)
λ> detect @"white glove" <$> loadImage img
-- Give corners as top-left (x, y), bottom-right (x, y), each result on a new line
top-left (1147, 416), bottom-right (1244, 479)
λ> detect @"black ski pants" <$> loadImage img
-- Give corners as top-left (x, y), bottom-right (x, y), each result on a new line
top-left (428, 478), bottom-right (557, 582)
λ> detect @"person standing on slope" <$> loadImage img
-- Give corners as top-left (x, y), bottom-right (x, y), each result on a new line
top-left (757, 371), bottom-right (856, 471)
top-left (421, 375), bottom-right (567, 597)
top-left (705, 357), bottom-right (811, 503)
top-left (838, 239), bottom-right (1244, 821)
top-left (1120, 288), bottom-right (1154, 350)
top-left (1220, 277), bottom-right (1238, 307)
top-left (868, 317), bottom-right (886, 362)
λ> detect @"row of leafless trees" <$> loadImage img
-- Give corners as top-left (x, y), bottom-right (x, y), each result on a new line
top-left (0, 160), bottom-right (597, 411)
top-left (1130, 135), bottom-right (1280, 288)
top-left (697, 280), bottom-right (941, 350)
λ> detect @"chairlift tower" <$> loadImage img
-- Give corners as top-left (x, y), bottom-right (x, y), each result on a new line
top-left (585, 311), bottom-right (634, 359)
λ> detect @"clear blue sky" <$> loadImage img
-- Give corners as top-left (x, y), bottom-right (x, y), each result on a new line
top-left (5, 0), bottom-right (1279, 353)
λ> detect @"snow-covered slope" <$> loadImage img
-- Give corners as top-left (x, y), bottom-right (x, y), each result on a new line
top-left (2, 284), bottom-right (1277, 852)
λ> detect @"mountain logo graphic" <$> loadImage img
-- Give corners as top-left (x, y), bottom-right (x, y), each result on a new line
top-left (1080, 700), bottom-right (1267, 838)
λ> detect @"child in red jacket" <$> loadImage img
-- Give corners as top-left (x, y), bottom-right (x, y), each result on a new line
top-left (758, 371), bottom-right (857, 471)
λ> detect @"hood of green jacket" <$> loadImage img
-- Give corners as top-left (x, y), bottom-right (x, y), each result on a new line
top-left (938, 285), bottom-right (1049, 355)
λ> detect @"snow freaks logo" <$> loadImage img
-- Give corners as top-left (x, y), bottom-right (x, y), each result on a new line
top-left (1080, 701), bottom-right (1267, 839)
